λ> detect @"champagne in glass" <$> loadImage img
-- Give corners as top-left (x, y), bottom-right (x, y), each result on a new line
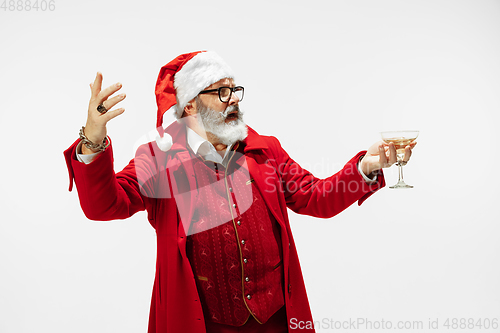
top-left (380, 130), bottom-right (419, 189)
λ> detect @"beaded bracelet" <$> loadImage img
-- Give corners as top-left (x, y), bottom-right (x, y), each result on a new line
top-left (79, 126), bottom-right (110, 152)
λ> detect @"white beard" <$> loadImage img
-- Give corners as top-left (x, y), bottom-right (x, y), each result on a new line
top-left (196, 101), bottom-right (248, 146)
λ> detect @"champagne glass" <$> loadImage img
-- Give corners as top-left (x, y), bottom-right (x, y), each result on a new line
top-left (380, 130), bottom-right (419, 189)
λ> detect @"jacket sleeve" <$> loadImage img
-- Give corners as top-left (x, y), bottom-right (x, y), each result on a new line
top-left (63, 138), bottom-right (161, 221)
top-left (265, 136), bottom-right (385, 218)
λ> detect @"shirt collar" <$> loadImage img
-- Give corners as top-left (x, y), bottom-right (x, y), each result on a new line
top-left (186, 127), bottom-right (234, 164)
top-left (186, 127), bottom-right (208, 155)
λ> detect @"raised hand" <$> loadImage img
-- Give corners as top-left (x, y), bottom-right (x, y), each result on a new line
top-left (82, 72), bottom-right (126, 154)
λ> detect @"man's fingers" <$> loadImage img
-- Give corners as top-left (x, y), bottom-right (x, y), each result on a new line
top-left (403, 145), bottom-right (413, 163)
top-left (100, 93), bottom-right (126, 112)
top-left (378, 145), bottom-right (388, 166)
top-left (91, 72), bottom-right (103, 98)
top-left (377, 141), bottom-right (416, 168)
top-left (101, 108), bottom-right (125, 122)
top-left (97, 82), bottom-right (122, 103)
top-left (388, 143), bottom-right (398, 165)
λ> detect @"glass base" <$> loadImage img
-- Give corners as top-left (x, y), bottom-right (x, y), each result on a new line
top-left (389, 180), bottom-right (413, 189)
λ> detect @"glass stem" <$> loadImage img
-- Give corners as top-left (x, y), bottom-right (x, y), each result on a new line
top-left (397, 162), bottom-right (404, 183)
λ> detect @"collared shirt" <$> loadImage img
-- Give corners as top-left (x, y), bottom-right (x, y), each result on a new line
top-left (186, 127), bottom-right (234, 167)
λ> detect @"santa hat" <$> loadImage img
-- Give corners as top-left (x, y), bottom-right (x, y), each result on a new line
top-left (154, 51), bottom-right (235, 151)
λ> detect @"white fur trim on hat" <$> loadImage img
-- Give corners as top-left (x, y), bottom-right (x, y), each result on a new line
top-left (173, 51), bottom-right (234, 118)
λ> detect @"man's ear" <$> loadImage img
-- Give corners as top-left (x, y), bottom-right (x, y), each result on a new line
top-left (184, 99), bottom-right (197, 116)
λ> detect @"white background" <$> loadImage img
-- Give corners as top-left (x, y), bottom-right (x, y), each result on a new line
top-left (1, 0), bottom-right (499, 332)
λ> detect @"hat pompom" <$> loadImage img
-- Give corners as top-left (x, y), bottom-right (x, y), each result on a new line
top-left (156, 133), bottom-right (173, 152)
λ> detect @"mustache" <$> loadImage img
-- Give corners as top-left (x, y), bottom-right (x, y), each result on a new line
top-left (219, 105), bottom-right (241, 119)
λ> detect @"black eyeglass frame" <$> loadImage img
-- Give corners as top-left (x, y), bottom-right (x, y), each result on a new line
top-left (198, 86), bottom-right (244, 103)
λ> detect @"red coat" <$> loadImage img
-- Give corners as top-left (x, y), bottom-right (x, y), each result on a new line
top-left (64, 122), bottom-right (385, 332)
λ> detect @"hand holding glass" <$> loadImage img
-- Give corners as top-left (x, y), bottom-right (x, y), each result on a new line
top-left (380, 130), bottom-right (419, 189)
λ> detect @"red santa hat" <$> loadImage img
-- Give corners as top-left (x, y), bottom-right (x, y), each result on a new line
top-left (154, 51), bottom-right (235, 151)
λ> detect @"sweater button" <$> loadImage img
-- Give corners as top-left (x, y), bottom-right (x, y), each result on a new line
top-left (245, 277), bottom-right (249, 282)
top-left (246, 294), bottom-right (252, 300)
top-left (243, 258), bottom-right (248, 264)
top-left (241, 239), bottom-right (245, 245)
top-left (229, 187), bottom-right (233, 192)
top-left (237, 220), bottom-right (241, 226)
top-left (232, 204), bottom-right (236, 208)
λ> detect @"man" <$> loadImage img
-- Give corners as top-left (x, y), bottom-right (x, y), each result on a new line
top-left (64, 51), bottom-right (414, 333)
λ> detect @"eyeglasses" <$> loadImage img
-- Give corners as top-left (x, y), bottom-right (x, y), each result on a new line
top-left (198, 86), bottom-right (244, 103)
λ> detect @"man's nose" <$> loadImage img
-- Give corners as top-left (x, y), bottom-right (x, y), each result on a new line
top-left (228, 91), bottom-right (240, 105)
